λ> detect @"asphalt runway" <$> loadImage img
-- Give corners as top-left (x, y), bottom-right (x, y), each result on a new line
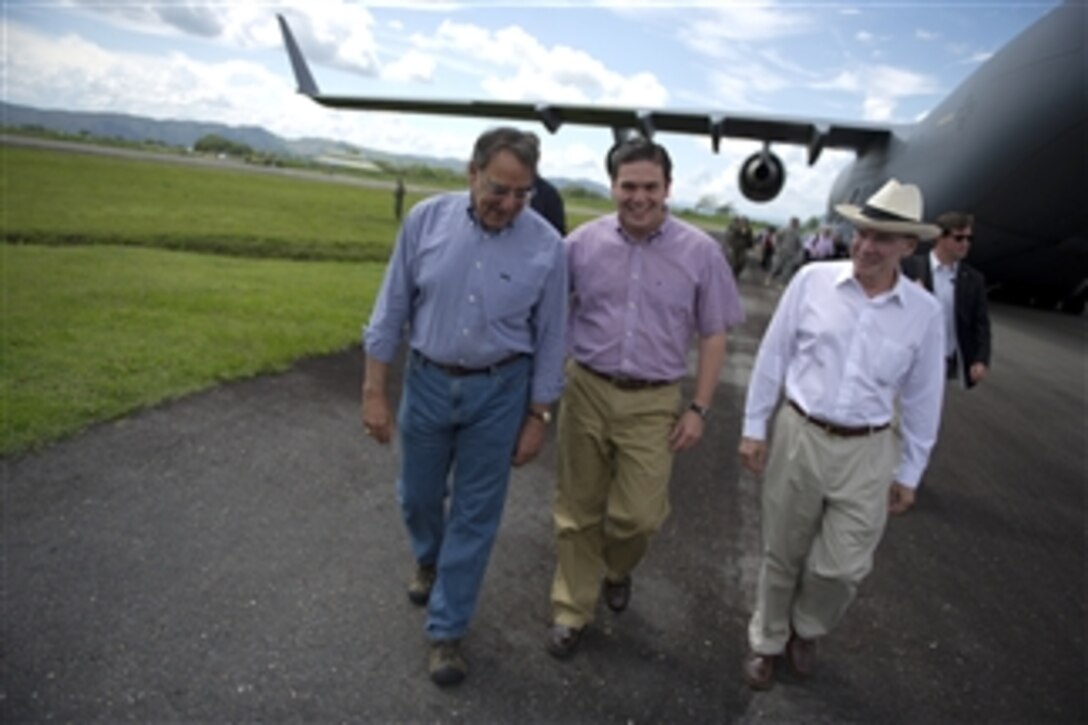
top-left (3, 274), bottom-right (1085, 723)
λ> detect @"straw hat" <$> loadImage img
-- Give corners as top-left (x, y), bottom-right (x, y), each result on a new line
top-left (834, 179), bottom-right (941, 240)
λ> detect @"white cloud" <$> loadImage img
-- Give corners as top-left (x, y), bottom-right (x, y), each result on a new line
top-left (410, 20), bottom-right (668, 106)
top-left (811, 65), bottom-right (937, 121)
top-left (915, 29), bottom-right (938, 41)
top-left (381, 49), bottom-right (437, 83)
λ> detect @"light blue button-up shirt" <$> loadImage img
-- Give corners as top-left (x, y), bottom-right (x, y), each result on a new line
top-left (363, 191), bottom-right (567, 404)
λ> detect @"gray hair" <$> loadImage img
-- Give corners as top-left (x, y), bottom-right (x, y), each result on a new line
top-left (470, 127), bottom-right (540, 173)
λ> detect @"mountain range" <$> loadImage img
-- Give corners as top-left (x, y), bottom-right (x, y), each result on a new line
top-left (0, 101), bottom-right (610, 196)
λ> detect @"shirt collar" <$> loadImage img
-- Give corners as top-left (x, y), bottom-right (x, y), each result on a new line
top-left (615, 212), bottom-right (671, 245)
top-left (929, 249), bottom-right (958, 275)
top-left (835, 262), bottom-right (909, 306)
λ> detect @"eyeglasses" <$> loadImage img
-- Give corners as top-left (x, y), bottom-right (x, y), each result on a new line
top-left (481, 176), bottom-right (534, 201)
top-left (945, 231), bottom-right (974, 242)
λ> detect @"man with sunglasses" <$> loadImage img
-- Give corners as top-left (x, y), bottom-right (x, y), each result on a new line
top-left (362, 127), bottom-right (567, 686)
top-left (902, 211), bottom-right (992, 388)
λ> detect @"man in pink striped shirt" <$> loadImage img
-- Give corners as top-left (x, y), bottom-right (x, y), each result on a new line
top-left (546, 138), bottom-right (745, 658)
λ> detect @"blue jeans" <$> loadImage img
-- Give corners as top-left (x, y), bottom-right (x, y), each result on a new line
top-left (396, 352), bottom-right (530, 640)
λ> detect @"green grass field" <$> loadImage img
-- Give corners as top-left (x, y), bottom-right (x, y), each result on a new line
top-left (1, 144), bottom-right (396, 456)
top-left (1, 145), bottom-right (414, 261)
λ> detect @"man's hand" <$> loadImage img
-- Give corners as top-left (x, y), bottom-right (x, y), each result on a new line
top-left (888, 482), bottom-right (916, 515)
top-left (512, 416), bottom-right (546, 466)
top-left (668, 410), bottom-right (705, 452)
top-left (738, 437), bottom-right (767, 475)
top-left (361, 388), bottom-right (394, 445)
top-left (969, 362), bottom-right (988, 385)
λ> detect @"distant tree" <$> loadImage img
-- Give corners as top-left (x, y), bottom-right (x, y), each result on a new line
top-left (716, 202), bottom-right (734, 216)
top-left (194, 133), bottom-right (252, 157)
top-left (694, 194), bottom-right (719, 214)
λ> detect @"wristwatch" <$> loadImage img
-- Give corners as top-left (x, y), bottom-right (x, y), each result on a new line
top-left (528, 408), bottom-right (553, 425)
top-left (688, 401), bottom-right (710, 419)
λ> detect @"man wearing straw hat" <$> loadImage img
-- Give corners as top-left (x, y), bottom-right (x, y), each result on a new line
top-left (737, 179), bottom-right (946, 690)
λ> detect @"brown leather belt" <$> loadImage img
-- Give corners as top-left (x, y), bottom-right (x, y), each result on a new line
top-left (577, 361), bottom-right (676, 391)
top-left (787, 399), bottom-right (890, 438)
top-left (414, 350), bottom-right (525, 377)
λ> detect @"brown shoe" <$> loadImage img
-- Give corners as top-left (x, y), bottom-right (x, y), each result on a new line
top-left (407, 564), bottom-right (436, 606)
top-left (787, 633), bottom-right (816, 676)
top-left (742, 651), bottom-right (776, 690)
top-left (603, 575), bottom-right (632, 613)
top-left (546, 624), bottom-right (584, 660)
top-left (429, 639), bottom-right (467, 686)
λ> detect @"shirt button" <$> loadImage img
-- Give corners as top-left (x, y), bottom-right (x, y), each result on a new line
top-left (475, 261), bottom-right (483, 269)
top-left (468, 295), bottom-right (476, 303)
top-left (462, 328), bottom-right (469, 336)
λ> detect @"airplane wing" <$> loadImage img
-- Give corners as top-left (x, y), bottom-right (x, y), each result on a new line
top-left (276, 14), bottom-right (890, 166)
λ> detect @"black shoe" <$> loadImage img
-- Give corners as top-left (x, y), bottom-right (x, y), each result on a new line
top-left (429, 639), bottom-right (467, 686)
top-left (742, 651), bottom-right (776, 690)
top-left (407, 564), bottom-right (436, 606)
top-left (603, 575), bottom-right (631, 613)
top-left (546, 624), bottom-right (584, 659)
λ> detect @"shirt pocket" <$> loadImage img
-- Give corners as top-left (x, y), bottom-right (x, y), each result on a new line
top-left (873, 337), bottom-right (913, 387)
top-left (484, 271), bottom-right (540, 324)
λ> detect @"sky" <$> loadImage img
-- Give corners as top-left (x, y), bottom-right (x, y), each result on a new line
top-left (2, 0), bottom-right (1060, 224)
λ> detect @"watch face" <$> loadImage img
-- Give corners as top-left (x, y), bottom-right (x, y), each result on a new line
top-left (539, 410), bottom-right (553, 424)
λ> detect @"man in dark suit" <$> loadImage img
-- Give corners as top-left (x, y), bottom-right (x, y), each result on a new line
top-left (530, 175), bottom-right (567, 236)
top-left (902, 211), bottom-right (991, 388)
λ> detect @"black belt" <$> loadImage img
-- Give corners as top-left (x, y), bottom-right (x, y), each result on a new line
top-left (414, 350), bottom-right (525, 377)
top-left (577, 361), bottom-right (677, 391)
top-left (787, 399), bottom-right (890, 438)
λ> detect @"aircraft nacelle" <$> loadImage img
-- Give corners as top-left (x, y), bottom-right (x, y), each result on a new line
top-left (738, 146), bottom-right (786, 203)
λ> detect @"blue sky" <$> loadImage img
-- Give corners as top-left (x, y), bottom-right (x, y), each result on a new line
top-left (3, 1), bottom-right (1058, 223)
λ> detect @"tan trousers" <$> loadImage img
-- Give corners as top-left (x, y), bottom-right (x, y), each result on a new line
top-left (550, 360), bottom-right (682, 628)
top-left (749, 403), bottom-right (897, 654)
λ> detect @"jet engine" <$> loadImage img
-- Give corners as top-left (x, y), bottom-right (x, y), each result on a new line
top-left (738, 146), bottom-right (786, 203)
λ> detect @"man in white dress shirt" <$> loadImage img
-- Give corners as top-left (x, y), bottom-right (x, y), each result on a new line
top-left (737, 179), bottom-right (946, 690)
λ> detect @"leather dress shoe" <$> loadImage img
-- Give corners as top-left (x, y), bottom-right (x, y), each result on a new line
top-left (546, 624), bottom-right (584, 659)
top-left (742, 651), bottom-right (776, 690)
top-left (603, 575), bottom-right (632, 613)
top-left (787, 633), bottom-right (816, 676)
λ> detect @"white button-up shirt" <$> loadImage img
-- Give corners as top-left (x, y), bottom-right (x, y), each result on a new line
top-left (929, 251), bottom-right (958, 358)
top-left (742, 261), bottom-right (945, 487)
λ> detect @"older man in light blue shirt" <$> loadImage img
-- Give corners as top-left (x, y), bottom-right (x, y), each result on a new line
top-left (362, 127), bottom-right (566, 687)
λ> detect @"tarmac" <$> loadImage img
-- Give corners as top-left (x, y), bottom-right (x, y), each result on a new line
top-left (2, 273), bottom-right (1085, 723)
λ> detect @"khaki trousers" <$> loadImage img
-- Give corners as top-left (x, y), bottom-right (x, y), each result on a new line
top-left (749, 403), bottom-right (897, 654)
top-left (550, 360), bottom-right (682, 628)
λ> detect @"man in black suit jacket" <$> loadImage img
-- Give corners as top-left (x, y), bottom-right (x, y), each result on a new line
top-left (530, 175), bottom-right (567, 236)
top-left (901, 211), bottom-right (992, 389)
